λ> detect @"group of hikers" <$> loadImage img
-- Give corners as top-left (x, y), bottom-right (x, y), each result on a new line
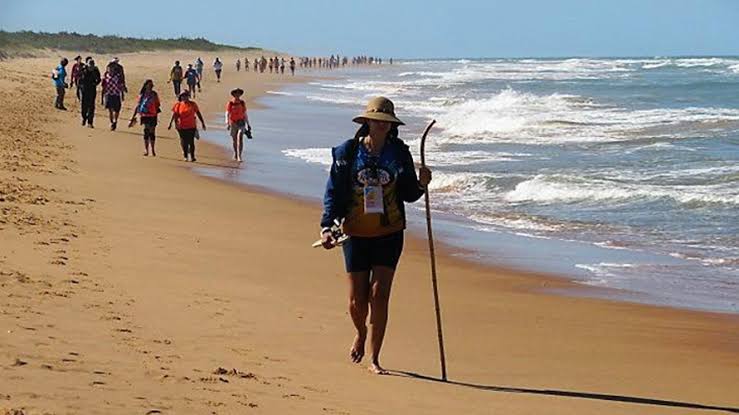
top-left (53, 55), bottom-right (427, 375)
top-left (52, 56), bottom-right (253, 163)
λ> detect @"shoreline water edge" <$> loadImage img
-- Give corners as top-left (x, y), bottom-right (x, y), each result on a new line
top-left (199, 57), bottom-right (739, 314)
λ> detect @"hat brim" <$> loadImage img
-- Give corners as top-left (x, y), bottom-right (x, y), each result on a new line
top-left (231, 89), bottom-right (244, 96)
top-left (352, 112), bottom-right (405, 126)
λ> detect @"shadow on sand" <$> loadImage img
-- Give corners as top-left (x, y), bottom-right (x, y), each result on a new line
top-left (388, 370), bottom-right (739, 414)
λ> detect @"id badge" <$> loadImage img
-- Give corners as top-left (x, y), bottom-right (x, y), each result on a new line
top-left (363, 185), bottom-right (384, 214)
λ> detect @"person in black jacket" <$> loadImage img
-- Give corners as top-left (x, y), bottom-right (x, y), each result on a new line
top-left (79, 59), bottom-right (101, 128)
top-left (320, 96), bottom-right (432, 375)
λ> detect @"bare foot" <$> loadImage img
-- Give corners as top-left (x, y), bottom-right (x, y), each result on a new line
top-left (368, 362), bottom-right (389, 375)
top-left (350, 333), bottom-right (366, 364)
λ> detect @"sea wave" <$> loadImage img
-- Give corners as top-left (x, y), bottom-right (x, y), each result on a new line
top-left (504, 174), bottom-right (739, 207)
top-left (282, 148), bottom-right (332, 167)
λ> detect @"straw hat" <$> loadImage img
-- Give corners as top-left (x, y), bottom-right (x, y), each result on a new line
top-left (352, 96), bottom-right (404, 125)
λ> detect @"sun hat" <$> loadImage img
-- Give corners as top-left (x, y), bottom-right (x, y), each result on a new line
top-left (178, 90), bottom-right (191, 99)
top-left (231, 88), bottom-right (244, 96)
top-left (352, 96), bottom-right (404, 125)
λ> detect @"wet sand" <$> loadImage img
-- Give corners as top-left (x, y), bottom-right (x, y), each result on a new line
top-left (0, 50), bottom-right (737, 414)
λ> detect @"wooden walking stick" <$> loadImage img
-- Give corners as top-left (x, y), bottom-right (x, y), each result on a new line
top-left (420, 119), bottom-right (448, 381)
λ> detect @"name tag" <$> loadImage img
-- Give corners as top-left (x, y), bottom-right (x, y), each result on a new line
top-left (363, 185), bottom-right (384, 214)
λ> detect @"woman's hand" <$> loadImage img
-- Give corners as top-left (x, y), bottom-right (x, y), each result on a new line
top-left (419, 166), bottom-right (432, 187)
top-left (167, 123), bottom-right (172, 130)
top-left (202, 123), bottom-right (207, 131)
top-left (321, 230), bottom-right (336, 250)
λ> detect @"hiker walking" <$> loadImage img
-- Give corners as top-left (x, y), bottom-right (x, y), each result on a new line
top-left (213, 57), bottom-right (224, 82)
top-left (184, 64), bottom-right (200, 98)
top-left (169, 90), bottom-right (206, 162)
top-left (103, 59), bottom-right (126, 130)
top-left (169, 60), bottom-right (184, 97)
top-left (69, 56), bottom-right (83, 102)
top-left (195, 57), bottom-right (204, 91)
top-left (79, 59), bottom-right (101, 127)
top-left (225, 88), bottom-right (252, 162)
top-left (319, 97), bottom-right (432, 375)
top-left (128, 79), bottom-right (161, 157)
top-left (52, 57), bottom-right (69, 110)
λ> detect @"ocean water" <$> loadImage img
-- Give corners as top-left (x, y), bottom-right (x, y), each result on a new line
top-left (202, 57), bottom-right (739, 314)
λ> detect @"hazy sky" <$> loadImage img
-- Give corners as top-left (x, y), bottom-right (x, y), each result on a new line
top-left (1, 0), bottom-right (738, 58)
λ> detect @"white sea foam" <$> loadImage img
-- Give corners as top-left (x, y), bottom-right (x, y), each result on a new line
top-left (282, 148), bottom-right (332, 167)
top-left (504, 175), bottom-right (739, 206)
top-left (266, 90), bottom-right (294, 96)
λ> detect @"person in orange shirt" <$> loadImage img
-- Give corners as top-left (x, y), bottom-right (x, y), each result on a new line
top-left (225, 88), bottom-right (252, 162)
top-left (127, 79), bottom-right (161, 157)
top-left (168, 90), bottom-right (206, 162)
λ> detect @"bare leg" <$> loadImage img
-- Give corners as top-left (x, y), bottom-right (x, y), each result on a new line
top-left (347, 271), bottom-right (370, 364)
top-left (237, 130), bottom-right (244, 161)
top-left (368, 266), bottom-right (396, 374)
top-left (231, 132), bottom-right (238, 160)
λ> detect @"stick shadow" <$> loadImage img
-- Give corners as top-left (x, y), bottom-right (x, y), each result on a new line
top-left (387, 370), bottom-right (739, 414)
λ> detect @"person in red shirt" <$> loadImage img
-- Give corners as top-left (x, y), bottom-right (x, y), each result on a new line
top-left (69, 55), bottom-right (83, 101)
top-left (225, 88), bottom-right (252, 162)
top-left (127, 79), bottom-right (161, 156)
top-left (168, 90), bottom-right (207, 162)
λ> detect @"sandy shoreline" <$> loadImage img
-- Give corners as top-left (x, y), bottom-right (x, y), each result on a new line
top-left (1, 50), bottom-right (737, 414)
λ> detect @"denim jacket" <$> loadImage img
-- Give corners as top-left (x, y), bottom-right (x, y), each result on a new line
top-left (320, 138), bottom-right (425, 229)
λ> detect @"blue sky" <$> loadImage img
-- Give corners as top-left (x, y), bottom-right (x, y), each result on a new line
top-left (1, 0), bottom-right (738, 58)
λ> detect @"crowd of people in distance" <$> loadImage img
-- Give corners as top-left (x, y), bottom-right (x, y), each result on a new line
top-left (51, 55), bottom-right (253, 163)
top-left (49, 52), bottom-right (394, 163)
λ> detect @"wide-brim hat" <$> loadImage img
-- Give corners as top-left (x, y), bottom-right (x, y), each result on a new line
top-left (352, 96), bottom-right (404, 125)
top-left (231, 88), bottom-right (244, 96)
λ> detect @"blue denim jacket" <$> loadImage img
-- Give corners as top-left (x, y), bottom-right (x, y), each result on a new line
top-left (320, 138), bottom-right (425, 229)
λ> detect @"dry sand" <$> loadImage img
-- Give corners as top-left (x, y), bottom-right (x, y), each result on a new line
top-left (1, 50), bottom-right (737, 415)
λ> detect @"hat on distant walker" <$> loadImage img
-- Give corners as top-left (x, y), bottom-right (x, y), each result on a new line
top-left (353, 96), bottom-right (404, 125)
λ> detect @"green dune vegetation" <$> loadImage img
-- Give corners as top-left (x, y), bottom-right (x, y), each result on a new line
top-left (0, 30), bottom-right (261, 58)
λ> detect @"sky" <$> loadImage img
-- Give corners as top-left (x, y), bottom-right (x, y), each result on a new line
top-left (1, 0), bottom-right (738, 58)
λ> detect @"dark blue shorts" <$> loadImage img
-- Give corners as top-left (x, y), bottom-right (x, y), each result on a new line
top-left (342, 231), bottom-right (404, 273)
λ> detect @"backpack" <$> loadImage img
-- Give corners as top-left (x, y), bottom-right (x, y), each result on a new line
top-left (172, 66), bottom-right (183, 80)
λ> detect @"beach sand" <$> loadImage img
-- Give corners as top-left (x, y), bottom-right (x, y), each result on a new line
top-left (1, 50), bottom-right (737, 414)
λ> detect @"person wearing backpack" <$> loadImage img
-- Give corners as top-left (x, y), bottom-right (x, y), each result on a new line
top-left (319, 97), bottom-right (432, 375)
top-left (169, 60), bottom-right (184, 97)
top-left (78, 59), bottom-right (101, 127)
top-left (184, 64), bottom-right (200, 98)
top-left (128, 80), bottom-right (161, 157)
top-left (225, 88), bottom-right (252, 162)
top-left (52, 58), bottom-right (69, 110)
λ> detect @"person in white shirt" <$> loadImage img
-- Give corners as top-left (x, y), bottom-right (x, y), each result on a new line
top-left (213, 57), bottom-right (224, 83)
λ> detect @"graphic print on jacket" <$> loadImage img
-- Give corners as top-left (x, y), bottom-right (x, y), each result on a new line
top-left (343, 141), bottom-right (405, 237)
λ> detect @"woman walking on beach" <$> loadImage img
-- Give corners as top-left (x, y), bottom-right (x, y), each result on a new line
top-left (169, 60), bottom-right (184, 97)
top-left (225, 88), bottom-right (252, 162)
top-left (128, 79), bottom-right (161, 157)
top-left (103, 60), bottom-right (126, 130)
top-left (169, 90), bottom-right (206, 162)
top-left (320, 97), bottom-right (432, 375)
top-left (213, 57), bottom-right (224, 82)
top-left (184, 64), bottom-right (200, 98)
top-left (195, 57), bottom-right (204, 89)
